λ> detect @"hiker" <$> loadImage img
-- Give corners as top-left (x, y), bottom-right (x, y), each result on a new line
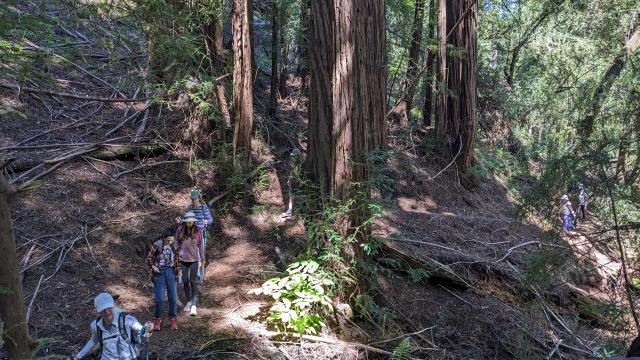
top-left (73, 292), bottom-right (153, 360)
top-left (560, 194), bottom-right (576, 233)
top-left (146, 228), bottom-right (179, 331)
top-left (176, 189), bottom-right (213, 282)
top-left (577, 182), bottom-right (589, 220)
top-left (176, 211), bottom-right (204, 316)
top-left (281, 148), bottom-right (306, 218)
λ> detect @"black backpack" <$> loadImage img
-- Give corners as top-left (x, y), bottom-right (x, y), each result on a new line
top-left (94, 312), bottom-right (140, 356)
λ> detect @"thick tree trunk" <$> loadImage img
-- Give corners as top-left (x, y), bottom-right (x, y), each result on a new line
top-left (232, 0), bottom-right (254, 167)
top-left (212, 3), bottom-right (232, 131)
top-left (307, 0), bottom-right (386, 264)
top-left (579, 24), bottom-right (640, 140)
top-left (269, 0), bottom-right (279, 116)
top-left (436, 0), bottom-right (478, 171)
top-left (0, 173), bottom-right (35, 360)
top-left (392, 0), bottom-right (425, 127)
top-left (423, 0), bottom-right (437, 127)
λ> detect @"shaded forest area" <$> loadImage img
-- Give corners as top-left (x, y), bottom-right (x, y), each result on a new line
top-left (1, 0), bottom-right (640, 359)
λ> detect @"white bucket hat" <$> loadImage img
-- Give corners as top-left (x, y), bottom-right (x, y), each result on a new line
top-left (94, 292), bottom-right (115, 313)
top-left (560, 194), bottom-right (569, 201)
top-left (182, 211), bottom-right (197, 223)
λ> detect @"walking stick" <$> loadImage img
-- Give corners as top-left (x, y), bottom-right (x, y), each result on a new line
top-left (143, 321), bottom-right (153, 360)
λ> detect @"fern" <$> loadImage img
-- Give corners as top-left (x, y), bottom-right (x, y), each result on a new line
top-left (391, 338), bottom-right (412, 360)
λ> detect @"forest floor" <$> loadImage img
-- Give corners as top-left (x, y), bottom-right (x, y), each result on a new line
top-left (0, 1), bottom-right (636, 359)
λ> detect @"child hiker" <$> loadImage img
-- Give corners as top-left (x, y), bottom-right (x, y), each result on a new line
top-left (176, 189), bottom-right (213, 282)
top-left (560, 194), bottom-right (576, 233)
top-left (176, 211), bottom-right (204, 316)
top-left (73, 292), bottom-right (153, 360)
top-left (146, 228), bottom-right (179, 331)
top-left (577, 182), bottom-right (589, 220)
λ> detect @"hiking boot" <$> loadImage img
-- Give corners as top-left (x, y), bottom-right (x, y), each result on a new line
top-left (183, 301), bottom-right (192, 312)
top-left (169, 318), bottom-right (178, 330)
top-left (190, 305), bottom-right (197, 316)
top-left (153, 318), bottom-right (161, 331)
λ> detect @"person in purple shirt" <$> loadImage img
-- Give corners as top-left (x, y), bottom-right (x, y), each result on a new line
top-left (175, 189), bottom-right (213, 282)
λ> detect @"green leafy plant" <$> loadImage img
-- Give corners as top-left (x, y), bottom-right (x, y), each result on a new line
top-left (249, 259), bottom-right (335, 335)
top-left (391, 337), bottom-right (412, 360)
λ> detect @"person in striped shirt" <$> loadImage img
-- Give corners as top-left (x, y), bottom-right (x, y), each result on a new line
top-left (175, 189), bottom-right (213, 282)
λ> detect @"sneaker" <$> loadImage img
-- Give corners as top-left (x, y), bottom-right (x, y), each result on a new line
top-left (169, 318), bottom-right (178, 330)
top-left (153, 318), bottom-right (161, 331)
top-left (190, 305), bottom-right (197, 316)
top-left (183, 302), bottom-right (192, 312)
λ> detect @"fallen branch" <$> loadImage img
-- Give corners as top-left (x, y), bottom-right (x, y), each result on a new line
top-left (0, 82), bottom-right (146, 103)
top-left (207, 191), bottom-right (230, 206)
top-left (113, 160), bottom-right (186, 179)
top-left (380, 240), bottom-right (471, 289)
top-left (494, 241), bottom-right (540, 262)
top-left (26, 275), bottom-right (44, 323)
top-left (103, 104), bottom-right (149, 138)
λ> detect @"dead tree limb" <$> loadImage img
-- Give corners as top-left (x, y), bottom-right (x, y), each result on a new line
top-left (0, 82), bottom-right (147, 103)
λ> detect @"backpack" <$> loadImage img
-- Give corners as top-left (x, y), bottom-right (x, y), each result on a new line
top-left (94, 312), bottom-right (141, 358)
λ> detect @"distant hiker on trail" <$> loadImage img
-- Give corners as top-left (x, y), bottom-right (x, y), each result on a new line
top-left (73, 292), bottom-right (153, 360)
top-left (577, 182), bottom-right (589, 220)
top-left (176, 189), bottom-right (213, 282)
top-left (281, 148), bottom-right (306, 219)
top-left (176, 211), bottom-right (204, 316)
top-left (560, 194), bottom-right (576, 233)
top-left (146, 228), bottom-right (179, 331)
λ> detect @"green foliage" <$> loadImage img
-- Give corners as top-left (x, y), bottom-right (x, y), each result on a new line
top-left (391, 337), bottom-right (412, 360)
top-left (248, 259), bottom-right (335, 335)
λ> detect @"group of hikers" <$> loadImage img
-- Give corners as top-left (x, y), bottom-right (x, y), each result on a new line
top-left (71, 189), bottom-right (214, 360)
top-left (559, 182), bottom-right (589, 234)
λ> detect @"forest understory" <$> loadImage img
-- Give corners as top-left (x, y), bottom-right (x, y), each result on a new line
top-left (1, 0), bottom-right (640, 359)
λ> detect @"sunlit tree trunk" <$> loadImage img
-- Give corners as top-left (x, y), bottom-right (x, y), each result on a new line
top-left (307, 0), bottom-right (386, 266)
top-left (436, 0), bottom-right (478, 171)
top-left (232, 0), bottom-right (254, 168)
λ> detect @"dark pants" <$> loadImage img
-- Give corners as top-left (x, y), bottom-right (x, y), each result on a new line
top-left (579, 204), bottom-right (587, 219)
top-left (181, 261), bottom-right (199, 305)
top-left (153, 266), bottom-right (177, 318)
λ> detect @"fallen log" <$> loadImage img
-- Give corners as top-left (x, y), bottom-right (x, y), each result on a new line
top-left (5, 144), bottom-right (166, 172)
top-left (380, 240), bottom-right (471, 289)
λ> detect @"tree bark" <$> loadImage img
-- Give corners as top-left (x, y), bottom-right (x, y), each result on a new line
top-left (616, 128), bottom-right (631, 182)
top-left (269, 0), bottom-right (279, 116)
top-left (307, 0), bottom-right (386, 266)
top-left (392, 0), bottom-right (425, 127)
top-left (232, 0), bottom-right (254, 168)
top-left (423, 0), bottom-right (437, 127)
top-left (278, 2), bottom-right (289, 98)
top-left (578, 24), bottom-right (640, 140)
top-left (296, 0), bottom-right (310, 80)
top-left (212, 2), bottom-right (232, 130)
top-left (436, 0), bottom-right (478, 171)
top-left (0, 173), bottom-right (36, 360)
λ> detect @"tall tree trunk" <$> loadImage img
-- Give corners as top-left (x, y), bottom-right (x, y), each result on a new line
top-left (296, 0), bottom-right (310, 79)
top-left (423, 0), bottom-right (437, 127)
top-left (578, 24), bottom-right (640, 140)
top-left (232, 0), bottom-right (254, 168)
top-left (248, 0), bottom-right (256, 74)
top-left (391, 0), bottom-right (425, 127)
top-left (212, 3), bottom-right (232, 131)
top-left (437, 0), bottom-right (478, 171)
top-left (269, 0), bottom-right (279, 116)
top-left (0, 173), bottom-right (35, 360)
top-left (278, 3), bottom-right (289, 98)
top-left (307, 0), bottom-right (386, 269)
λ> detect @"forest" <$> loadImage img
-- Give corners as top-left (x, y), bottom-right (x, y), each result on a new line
top-left (0, 0), bottom-right (639, 359)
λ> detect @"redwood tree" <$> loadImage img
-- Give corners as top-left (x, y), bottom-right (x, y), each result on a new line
top-left (269, 0), bottom-right (279, 116)
top-left (423, 0), bottom-right (437, 127)
top-left (0, 171), bottom-right (35, 360)
top-left (391, 0), bottom-right (425, 127)
top-left (436, 0), bottom-right (478, 171)
top-left (307, 0), bottom-right (386, 263)
top-left (232, 0), bottom-right (254, 167)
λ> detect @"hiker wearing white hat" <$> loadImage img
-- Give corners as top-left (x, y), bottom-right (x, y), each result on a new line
top-left (175, 211), bottom-right (204, 316)
top-left (73, 293), bottom-right (153, 360)
top-left (559, 194), bottom-right (576, 233)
